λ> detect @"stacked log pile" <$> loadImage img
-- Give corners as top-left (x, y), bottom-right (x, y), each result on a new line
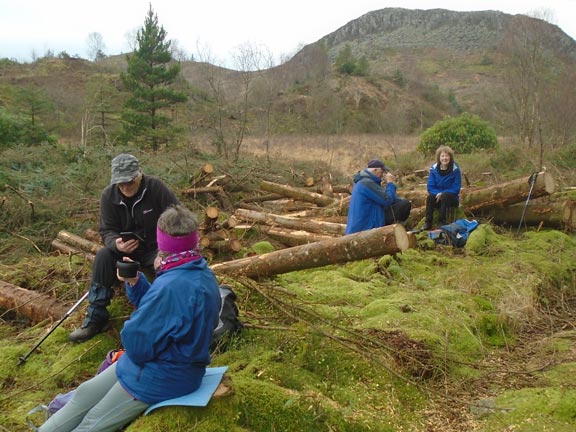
top-left (7, 168), bottom-right (571, 324)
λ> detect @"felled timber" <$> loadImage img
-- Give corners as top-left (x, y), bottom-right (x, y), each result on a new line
top-left (234, 208), bottom-right (346, 236)
top-left (486, 199), bottom-right (575, 231)
top-left (189, 162), bottom-right (214, 187)
top-left (211, 224), bottom-right (410, 279)
top-left (260, 180), bottom-right (336, 207)
top-left (182, 185), bottom-right (224, 195)
top-left (261, 226), bottom-right (336, 247)
top-left (51, 240), bottom-right (96, 263)
top-left (0, 280), bottom-right (68, 325)
top-left (56, 230), bottom-right (103, 255)
top-left (460, 171), bottom-right (555, 212)
top-left (240, 193), bottom-right (284, 203)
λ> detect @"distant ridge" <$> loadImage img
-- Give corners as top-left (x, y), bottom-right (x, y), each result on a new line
top-left (317, 8), bottom-right (576, 57)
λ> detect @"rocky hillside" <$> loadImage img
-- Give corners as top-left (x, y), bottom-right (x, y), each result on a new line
top-left (319, 8), bottom-right (576, 55)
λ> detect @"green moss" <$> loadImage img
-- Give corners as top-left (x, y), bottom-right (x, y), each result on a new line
top-left (250, 241), bottom-right (275, 255)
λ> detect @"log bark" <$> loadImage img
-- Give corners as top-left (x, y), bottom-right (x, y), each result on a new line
top-left (485, 199), bottom-right (575, 231)
top-left (211, 224), bottom-right (410, 279)
top-left (51, 240), bottom-right (96, 262)
top-left (57, 230), bottom-right (103, 255)
top-left (189, 162), bottom-right (214, 186)
top-left (0, 280), bottom-right (69, 325)
top-left (261, 226), bottom-right (336, 247)
top-left (240, 193), bottom-right (284, 203)
top-left (234, 208), bottom-right (346, 236)
top-left (460, 171), bottom-right (555, 212)
top-left (260, 180), bottom-right (336, 207)
top-left (182, 186), bottom-right (224, 195)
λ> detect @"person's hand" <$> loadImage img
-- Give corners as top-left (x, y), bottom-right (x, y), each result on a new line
top-left (115, 237), bottom-right (139, 254)
top-left (435, 192), bottom-right (442, 202)
top-left (385, 172), bottom-right (396, 183)
top-left (116, 257), bottom-right (140, 286)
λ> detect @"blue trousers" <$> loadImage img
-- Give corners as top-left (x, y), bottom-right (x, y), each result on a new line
top-left (38, 363), bottom-right (148, 432)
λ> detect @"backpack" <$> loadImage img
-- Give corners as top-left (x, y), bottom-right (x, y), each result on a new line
top-left (211, 285), bottom-right (244, 352)
top-left (435, 219), bottom-right (479, 248)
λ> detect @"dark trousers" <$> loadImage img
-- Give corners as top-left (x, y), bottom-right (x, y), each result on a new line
top-left (425, 192), bottom-right (459, 225)
top-left (83, 247), bottom-right (157, 327)
top-left (384, 198), bottom-right (412, 225)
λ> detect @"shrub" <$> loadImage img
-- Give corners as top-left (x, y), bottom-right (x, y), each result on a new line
top-left (417, 112), bottom-right (498, 155)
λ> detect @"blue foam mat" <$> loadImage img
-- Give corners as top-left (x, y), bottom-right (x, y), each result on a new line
top-left (144, 366), bottom-right (228, 415)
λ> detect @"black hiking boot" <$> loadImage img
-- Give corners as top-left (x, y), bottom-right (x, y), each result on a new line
top-left (69, 322), bottom-right (110, 343)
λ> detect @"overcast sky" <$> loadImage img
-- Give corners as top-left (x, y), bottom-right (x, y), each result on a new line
top-left (1, 0), bottom-right (575, 67)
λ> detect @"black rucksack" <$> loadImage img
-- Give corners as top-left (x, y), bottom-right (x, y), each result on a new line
top-left (211, 285), bottom-right (243, 352)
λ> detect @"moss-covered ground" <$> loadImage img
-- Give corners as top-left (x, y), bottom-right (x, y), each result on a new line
top-left (1, 224), bottom-right (575, 431)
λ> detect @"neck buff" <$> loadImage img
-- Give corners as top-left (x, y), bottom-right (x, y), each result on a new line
top-left (156, 227), bottom-right (201, 272)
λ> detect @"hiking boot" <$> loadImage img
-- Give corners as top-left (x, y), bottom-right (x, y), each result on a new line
top-left (69, 322), bottom-right (109, 343)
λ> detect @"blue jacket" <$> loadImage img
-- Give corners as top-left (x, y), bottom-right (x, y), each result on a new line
top-left (115, 258), bottom-right (221, 404)
top-left (427, 162), bottom-right (462, 202)
top-left (345, 169), bottom-right (398, 234)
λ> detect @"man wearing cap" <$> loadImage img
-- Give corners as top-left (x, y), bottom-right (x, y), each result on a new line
top-left (345, 159), bottom-right (411, 235)
top-left (69, 153), bottom-right (179, 342)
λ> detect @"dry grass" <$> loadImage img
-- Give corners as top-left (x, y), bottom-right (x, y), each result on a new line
top-left (240, 134), bottom-right (420, 174)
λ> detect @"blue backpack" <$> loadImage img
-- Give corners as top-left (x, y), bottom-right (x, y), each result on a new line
top-left (436, 219), bottom-right (479, 247)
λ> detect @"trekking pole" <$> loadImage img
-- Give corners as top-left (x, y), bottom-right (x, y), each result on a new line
top-left (17, 290), bottom-right (89, 366)
top-left (516, 172), bottom-right (539, 235)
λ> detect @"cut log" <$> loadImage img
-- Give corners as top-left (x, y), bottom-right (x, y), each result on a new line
top-left (461, 171), bottom-right (555, 212)
top-left (261, 226), bottom-right (336, 247)
top-left (57, 230), bottom-right (103, 255)
top-left (211, 239), bottom-right (242, 253)
top-left (211, 224), bottom-right (410, 279)
top-left (182, 186), bottom-right (224, 195)
top-left (83, 229), bottom-right (102, 244)
top-left (51, 240), bottom-right (96, 262)
top-left (189, 162), bottom-right (214, 186)
top-left (0, 280), bottom-right (69, 325)
top-left (486, 199), bottom-right (575, 231)
top-left (260, 180), bottom-right (336, 207)
top-left (234, 208), bottom-right (346, 236)
top-left (240, 193), bottom-right (284, 203)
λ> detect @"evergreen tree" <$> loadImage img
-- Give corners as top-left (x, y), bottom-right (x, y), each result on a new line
top-left (120, 5), bottom-right (187, 150)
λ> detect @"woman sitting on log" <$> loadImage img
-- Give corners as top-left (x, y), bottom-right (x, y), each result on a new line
top-left (423, 145), bottom-right (462, 230)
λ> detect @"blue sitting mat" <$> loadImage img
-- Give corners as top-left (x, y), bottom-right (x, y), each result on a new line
top-left (144, 366), bottom-right (228, 415)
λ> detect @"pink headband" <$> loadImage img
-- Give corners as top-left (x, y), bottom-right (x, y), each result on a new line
top-left (156, 227), bottom-right (199, 253)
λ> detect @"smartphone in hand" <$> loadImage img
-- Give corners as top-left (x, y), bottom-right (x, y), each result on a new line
top-left (120, 231), bottom-right (143, 242)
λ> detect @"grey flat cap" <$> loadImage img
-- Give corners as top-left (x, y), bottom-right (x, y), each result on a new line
top-left (110, 154), bottom-right (140, 184)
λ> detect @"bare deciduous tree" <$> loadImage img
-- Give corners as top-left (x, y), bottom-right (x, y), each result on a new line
top-left (86, 32), bottom-right (106, 61)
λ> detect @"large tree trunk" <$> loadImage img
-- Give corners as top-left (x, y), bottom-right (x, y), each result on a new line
top-left (259, 180), bottom-right (336, 207)
top-left (234, 208), bottom-right (346, 236)
top-left (211, 224), bottom-right (410, 279)
top-left (486, 199), bottom-right (575, 230)
top-left (460, 171), bottom-right (555, 212)
top-left (0, 280), bottom-right (69, 325)
top-left (261, 226), bottom-right (336, 247)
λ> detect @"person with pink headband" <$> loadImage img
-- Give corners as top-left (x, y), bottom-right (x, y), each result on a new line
top-left (38, 204), bottom-right (221, 432)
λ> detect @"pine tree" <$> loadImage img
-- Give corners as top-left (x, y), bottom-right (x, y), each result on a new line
top-left (120, 5), bottom-right (187, 150)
